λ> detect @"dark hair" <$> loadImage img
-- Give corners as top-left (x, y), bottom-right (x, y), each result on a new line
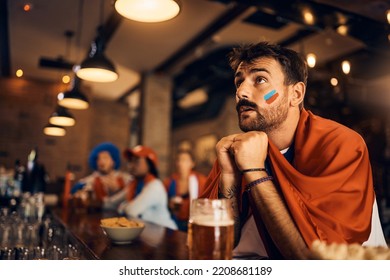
top-left (228, 41), bottom-right (308, 86)
top-left (146, 158), bottom-right (159, 178)
top-left (176, 149), bottom-right (195, 162)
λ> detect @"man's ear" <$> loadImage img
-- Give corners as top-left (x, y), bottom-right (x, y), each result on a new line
top-left (290, 82), bottom-right (306, 107)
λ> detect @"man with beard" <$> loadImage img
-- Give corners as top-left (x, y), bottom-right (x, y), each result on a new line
top-left (71, 142), bottom-right (132, 210)
top-left (200, 42), bottom-right (387, 259)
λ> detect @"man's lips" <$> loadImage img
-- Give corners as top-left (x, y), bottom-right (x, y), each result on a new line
top-left (238, 105), bottom-right (255, 114)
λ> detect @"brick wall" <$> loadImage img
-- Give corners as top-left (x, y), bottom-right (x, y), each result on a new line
top-left (0, 77), bottom-right (130, 189)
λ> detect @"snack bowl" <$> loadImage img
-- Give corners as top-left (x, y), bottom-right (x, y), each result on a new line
top-left (100, 217), bottom-right (145, 244)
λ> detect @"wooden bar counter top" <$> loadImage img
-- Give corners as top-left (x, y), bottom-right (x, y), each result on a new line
top-left (53, 208), bottom-right (189, 260)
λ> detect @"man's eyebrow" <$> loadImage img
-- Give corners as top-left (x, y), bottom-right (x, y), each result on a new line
top-left (234, 67), bottom-right (270, 78)
top-left (250, 68), bottom-right (270, 75)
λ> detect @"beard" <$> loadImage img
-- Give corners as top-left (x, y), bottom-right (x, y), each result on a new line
top-left (236, 94), bottom-right (289, 133)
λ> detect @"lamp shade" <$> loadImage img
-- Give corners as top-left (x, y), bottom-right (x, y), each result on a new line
top-left (76, 39), bottom-right (118, 83)
top-left (49, 106), bottom-right (76, 127)
top-left (43, 124), bottom-right (66, 136)
top-left (115, 0), bottom-right (180, 23)
top-left (58, 77), bottom-right (89, 109)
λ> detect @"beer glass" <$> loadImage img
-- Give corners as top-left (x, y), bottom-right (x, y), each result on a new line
top-left (188, 198), bottom-right (234, 260)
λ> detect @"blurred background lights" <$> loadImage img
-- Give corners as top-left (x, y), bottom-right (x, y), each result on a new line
top-left (23, 3), bottom-right (33, 12)
top-left (303, 9), bottom-right (315, 25)
top-left (16, 69), bottom-right (23, 77)
top-left (341, 60), bottom-right (351, 74)
top-left (387, 9), bottom-right (390, 24)
top-left (57, 92), bottom-right (64, 100)
top-left (330, 77), bottom-right (338, 86)
top-left (306, 53), bottom-right (316, 68)
top-left (62, 75), bottom-right (71, 84)
top-left (337, 25), bottom-right (348, 36)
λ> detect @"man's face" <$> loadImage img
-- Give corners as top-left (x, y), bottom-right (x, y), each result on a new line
top-left (234, 57), bottom-right (291, 133)
top-left (97, 151), bottom-right (115, 175)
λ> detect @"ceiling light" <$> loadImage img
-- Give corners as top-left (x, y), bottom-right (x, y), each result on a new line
top-left (387, 9), bottom-right (390, 24)
top-left (330, 78), bottom-right (338, 87)
top-left (43, 124), bottom-right (66, 137)
top-left (306, 53), bottom-right (316, 68)
top-left (115, 0), bottom-right (180, 23)
top-left (62, 75), bottom-right (71, 84)
top-left (341, 60), bottom-right (351, 75)
top-left (23, 3), bottom-right (33, 12)
top-left (76, 38), bottom-right (118, 83)
top-left (16, 69), bottom-right (23, 77)
top-left (58, 77), bottom-right (89, 110)
top-left (49, 106), bottom-right (76, 127)
top-left (302, 9), bottom-right (315, 25)
top-left (337, 25), bottom-right (348, 36)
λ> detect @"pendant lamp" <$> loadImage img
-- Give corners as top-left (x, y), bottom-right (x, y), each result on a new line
top-left (76, 37), bottom-right (118, 82)
top-left (43, 124), bottom-right (66, 136)
top-left (58, 77), bottom-right (89, 109)
top-left (49, 106), bottom-right (76, 127)
top-left (115, 0), bottom-right (180, 23)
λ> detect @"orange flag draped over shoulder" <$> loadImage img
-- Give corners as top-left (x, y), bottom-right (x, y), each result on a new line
top-left (200, 109), bottom-right (374, 248)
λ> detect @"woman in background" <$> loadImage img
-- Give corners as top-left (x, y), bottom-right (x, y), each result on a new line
top-left (118, 145), bottom-right (177, 230)
top-left (164, 150), bottom-right (207, 231)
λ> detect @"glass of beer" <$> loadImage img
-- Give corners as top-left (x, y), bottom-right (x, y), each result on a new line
top-left (188, 198), bottom-right (234, 260)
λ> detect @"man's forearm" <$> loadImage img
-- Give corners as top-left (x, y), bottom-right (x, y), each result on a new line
top-left (245, 172), bottom-right (309, 259)
top-left (218, 173), bottom-right (241, 246)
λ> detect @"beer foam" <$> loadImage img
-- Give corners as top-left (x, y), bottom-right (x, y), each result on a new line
top-left (192, 216), bottom-right (234, 227)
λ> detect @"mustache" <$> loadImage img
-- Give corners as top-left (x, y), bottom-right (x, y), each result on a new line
top-left (236, 98), bottom-right (258, 113)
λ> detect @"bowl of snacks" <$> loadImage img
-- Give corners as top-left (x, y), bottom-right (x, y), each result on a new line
top-left (100, 217), bottom-right (145, 244)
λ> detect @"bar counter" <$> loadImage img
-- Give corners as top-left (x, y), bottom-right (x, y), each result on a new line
top-left (53, 208), bottom-right (189, 260)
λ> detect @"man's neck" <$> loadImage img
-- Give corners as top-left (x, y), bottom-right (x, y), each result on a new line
top-left (267, 110), bottom-right (300, 150)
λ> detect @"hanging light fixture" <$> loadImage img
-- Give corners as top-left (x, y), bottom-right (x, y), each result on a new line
top-left (76, 37), bottom-right (118, 82)
top-left (43, 124), bottom-right (66, 137)
top-left (49, 106), bottom-right (76, 127)
top-left (76, 0), bottom-right (118, 82)
top-left (115, 0), bottom-right (180, 23)
top-left (58, 76), bottom-right (89, 109)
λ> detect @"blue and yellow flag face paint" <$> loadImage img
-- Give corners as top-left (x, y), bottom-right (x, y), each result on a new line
top-left (264, 89), bottom-right (279, 104)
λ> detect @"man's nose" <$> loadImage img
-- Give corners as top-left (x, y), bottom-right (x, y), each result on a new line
top-left (236, 81), bottom-right (251, 100)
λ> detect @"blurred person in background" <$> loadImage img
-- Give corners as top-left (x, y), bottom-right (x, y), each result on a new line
top-left (164, 150), bottom-right (206, 231)
top-left (71, 142), bottom-right (131, 210)
top-left (22, 148), bottom-right (48, 194)
top-left (118, 145), bottom-right (177, 230)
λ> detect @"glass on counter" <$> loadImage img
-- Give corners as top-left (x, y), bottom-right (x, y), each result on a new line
top-left (188, 198), bottom-right (234, 260)
top-left (0, 194), bottom-right (83, 260)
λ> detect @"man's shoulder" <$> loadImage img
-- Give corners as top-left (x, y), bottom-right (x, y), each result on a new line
top-left (307, 111), bottom-right (366, 149)
top-left (309, 111), bottom-right (362, 138)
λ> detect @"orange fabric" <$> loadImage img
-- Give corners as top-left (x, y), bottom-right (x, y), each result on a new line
top-left (165, 171), bottom-right (207, 221)
top-left (93, 176), bottom-right (126, 202)
top-left (62, 170), bottom-right (72, 209)
top-left (126, 173), bottom-right (156, 201)
top-left (200, 109), bottom-right (374, 250)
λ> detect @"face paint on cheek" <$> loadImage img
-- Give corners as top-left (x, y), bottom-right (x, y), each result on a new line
top-left (264, 89), bottom-right (279, 104)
